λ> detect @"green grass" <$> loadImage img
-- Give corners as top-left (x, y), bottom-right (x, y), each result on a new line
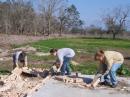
top-left (117, 65), bottom-right (130, 77)
top-left (28, 54), bottom-right (55, 61)
top-left (70, 62), bottom-right (97, 75)
top-left (1, 37), bottom-right (130, 76)
top-left (31, 38), bottom-right (130, 53)
top-left (29, 37), bottom-right (130, 76)
top-left (0, 69), bottom-right (11, 75)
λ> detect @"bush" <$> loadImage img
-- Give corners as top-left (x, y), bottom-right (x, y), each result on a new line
top-left (70, 63), bottom-right (97, 75)
top-left (0, 69), bottom-right (11, 75)
top-left (117, 65), bottom-right (130, 76)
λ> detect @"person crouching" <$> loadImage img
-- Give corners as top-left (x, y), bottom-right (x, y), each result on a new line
top-left (13, 51), bottom-right (28, 69)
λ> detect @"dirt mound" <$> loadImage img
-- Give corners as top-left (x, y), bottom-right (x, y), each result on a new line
top-left (0, 68), bottom-right (50, 97)
top-left (35, 52), bottom-right (50, 56)
top-left (0, 34), bottom-right (44, 45)
top-left (13, 46), bottom-right (37, 53)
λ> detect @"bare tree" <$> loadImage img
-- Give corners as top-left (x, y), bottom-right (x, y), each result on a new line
top-left (58, 6), bottom-right (66, 36)
top-left (39, 0), bottom-right (66, 36)
top-left (0, 0), bottom-right (84, 36)
top-left (103, 7), bottom-right (130, 39)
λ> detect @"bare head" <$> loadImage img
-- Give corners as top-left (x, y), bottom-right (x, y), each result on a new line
top-left (95, 50), bottom-right (105, 62)
top-left (50, 48), bottom-right (57, 56)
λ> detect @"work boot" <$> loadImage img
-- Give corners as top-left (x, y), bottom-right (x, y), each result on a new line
top-left (99, 81), bottom-right (109, 86)
top-left (111, 84), bottom-right (118, 88)
top-left (99, 82), bottom-right (106, 86)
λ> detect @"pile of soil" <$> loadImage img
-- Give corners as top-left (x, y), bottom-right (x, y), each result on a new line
top-left (0, 68), bottom-right (50, 97)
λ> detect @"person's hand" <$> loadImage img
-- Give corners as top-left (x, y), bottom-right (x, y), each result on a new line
top-left (16, 65), bottom-right (20, 68)
top-left (22, 66), bottom-right (28, 70)
top-left (57, 68), bottom-right (61, 72)
top-left (96, 73), bottom-right (102, 77)
top-left (103, 70), bottom-right (109, 76)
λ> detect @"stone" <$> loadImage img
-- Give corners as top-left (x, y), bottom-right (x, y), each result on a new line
top-left (13, 46), bottom-right (37, 53)
top-left (0, 81), bottom-right (4, 86)
top-left (0, 68), bottom-right (50, 97)
top-left (35, 52), bottom-right (50, 56)
top-left (71, 61), bottom-right (79, 66)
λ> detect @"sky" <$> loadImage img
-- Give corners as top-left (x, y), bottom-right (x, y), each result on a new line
top-left (68, 0), bottom-right (130, 27)
top-left (0, 0), bottom-right (130, 28)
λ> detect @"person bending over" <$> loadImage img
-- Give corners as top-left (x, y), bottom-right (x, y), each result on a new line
top-left (92, 50), bottom-right (124, 88)
top-left (50, 48), bottom-right (75, 76)
top-left (13, 51), bottom-right (28, 69)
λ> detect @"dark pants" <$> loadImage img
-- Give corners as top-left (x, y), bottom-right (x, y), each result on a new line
top-left (13, 54), bottom-right (16, 69)
top-left (61, 57), bottom-right (71, 76)
top-left (13, 54), bottom-right (25, 69)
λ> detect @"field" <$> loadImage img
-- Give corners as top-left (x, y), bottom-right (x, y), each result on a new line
top-left (30, 37), bottom-right (130, 76)
top-left (0, 37), bottom-right (130, 76)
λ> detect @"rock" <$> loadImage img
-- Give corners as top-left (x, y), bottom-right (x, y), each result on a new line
top-left (26, 46), bottom-right (37, 52)
top-left (92, 78), bottom-right (100, 88)
top-left (0, 58), bottom-right (3, 61)
top-left (11, 67), bottom-right (23, 75)
top-left (13, 46), bottom-right (37, 53)
top-left (35, 52), bottom-right (50, 56)
top-left (0, 48), bottom-right (3, 53)
top-left (0, 81), bottom-right (4, 86)
top-left (55, 76), bottom-right (84, 84)
top-left (22, 68), bottom-right (49, 78)
top-left (0, 67), bottom-right (50, 97)
top-left (55, 76), bottom-right (64, 81)
top-left (0, 50), bottom-right (9, 57)
top-left (73, 78), bottom-right (84, 83)
top-left (71, 61), bottom-right (79, 66)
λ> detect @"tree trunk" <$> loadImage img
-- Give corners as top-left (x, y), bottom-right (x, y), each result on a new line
top-left (113, 33), bottom-right (116, 40)
top-left (59, 22), bottom-right (63, 36)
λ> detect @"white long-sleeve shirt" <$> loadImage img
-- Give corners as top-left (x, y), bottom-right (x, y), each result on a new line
top-left (57, 48), bottom-right (75, 65)
top-left (14, 51), bottom-right (23, 63)
top-left (13, 51), bottom-right (27, 66)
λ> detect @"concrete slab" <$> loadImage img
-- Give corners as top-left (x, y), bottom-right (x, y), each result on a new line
top-left (31, 77), bottom-right (130, 97)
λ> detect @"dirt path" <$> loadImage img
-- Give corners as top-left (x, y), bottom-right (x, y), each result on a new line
top-left (0, 34), bottom-right (78, 46)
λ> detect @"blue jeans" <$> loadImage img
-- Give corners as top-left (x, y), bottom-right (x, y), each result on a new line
top-left (104, 63), bottom-right (121, 85)
top-left (61, 57), bottom-right (71, 76)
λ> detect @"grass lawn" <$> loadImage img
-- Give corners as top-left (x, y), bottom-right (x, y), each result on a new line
top-left (30, 37), bottom-right (130, 76)
top-left (1, 37), bottom-right (130, 76)
top-left (31, 38), bottom-right (130, 53)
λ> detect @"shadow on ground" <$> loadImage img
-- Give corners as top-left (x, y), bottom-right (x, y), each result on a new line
top-left (125, 57), bottom-right (130, 60)
top-left (69, 76), bottom-right (93, 84)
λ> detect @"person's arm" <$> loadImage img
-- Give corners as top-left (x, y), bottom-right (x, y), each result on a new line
top-left (57, 56), bottom-right (63, 72)
top-left (24, 56), bottom-right (28, 67)
top-left (103, 59), bottom-right (113, 76)
top-left (15, 55), bottom-right (19, 68)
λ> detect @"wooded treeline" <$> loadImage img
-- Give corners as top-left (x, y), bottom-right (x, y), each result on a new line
top-left (0, 0), bottom-right (130, 39)
top-left (0, 0), bottom-right (83, 36)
